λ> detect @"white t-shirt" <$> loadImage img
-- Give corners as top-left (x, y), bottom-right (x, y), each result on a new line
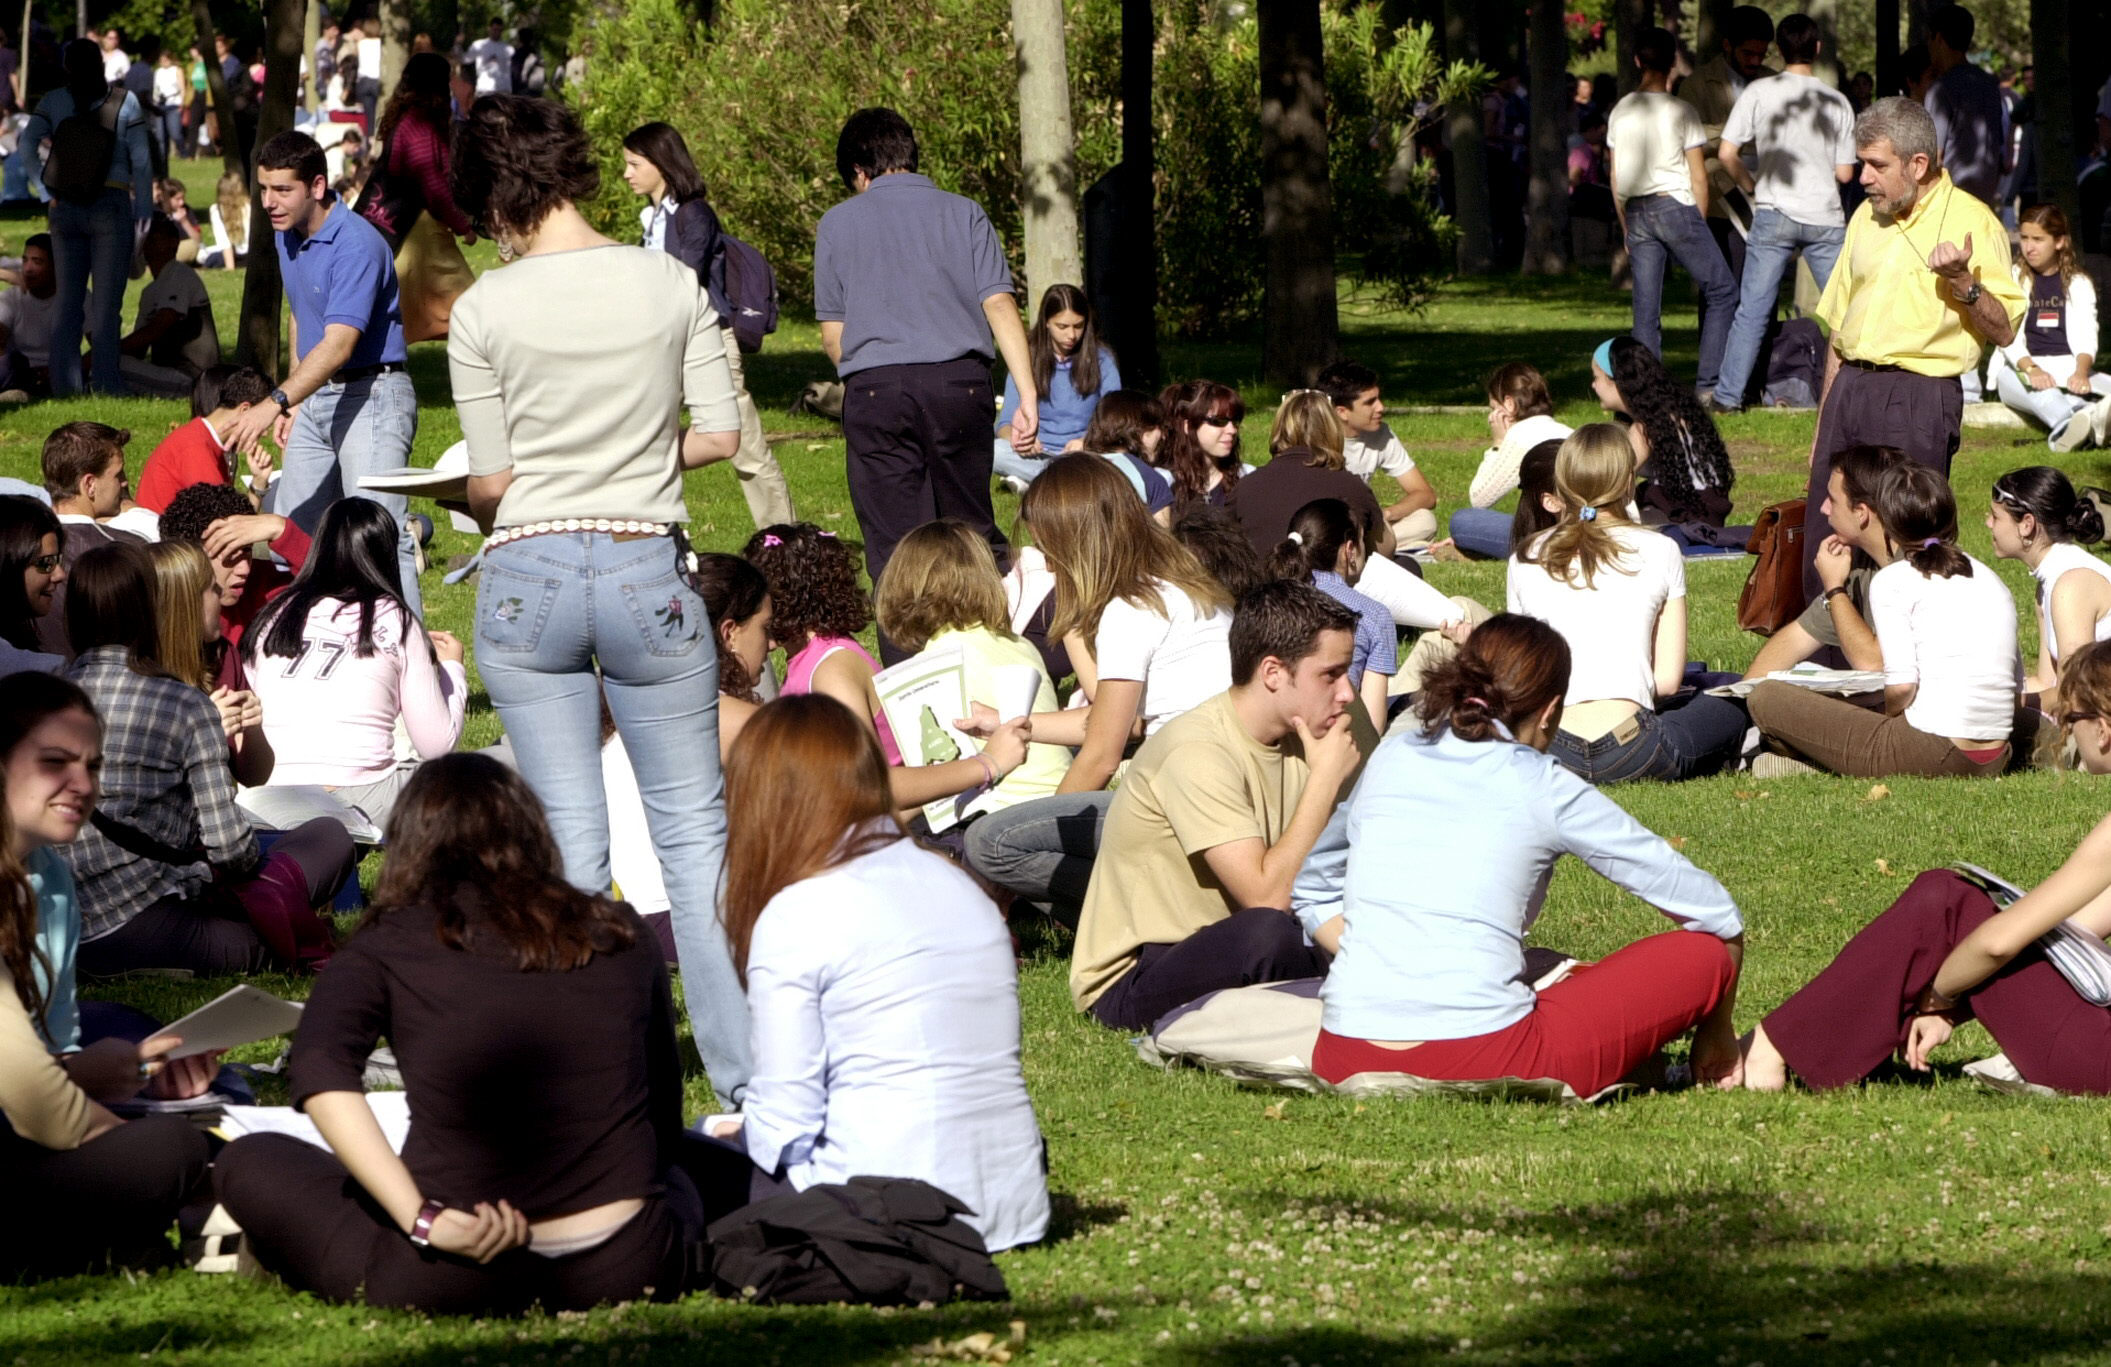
top-left (102, 48), bottom-right (129, 83)
top-left (356, 36), bottom-right (381, 77)
top-left (1507, 522), bottom-right (1684, 712)
top-left (152, 64), bottom-right (186, 106)
top-left (1342, 423), bottom-right (1415, 484)
top-left (602, 734), bottom-right (669, 915)
top-left (1093, 580), bottom-right (1232, 735)
top-left (467, 37), bottom-right (513, 93)
top-left (1606, 91), bottom-right (1706, 205)
top-left (1868, 553), bottom-right (2019, 742)
top-left (0, 287), bottom-right (62, 368)
top-left (2032, 541), bottom-right (2111, 665)
top-left (1719, 72), bottom-right (1857, 227)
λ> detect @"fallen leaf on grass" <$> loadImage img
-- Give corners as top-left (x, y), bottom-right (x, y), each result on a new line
top-left (1865, 783), bottom-right (1892, 802)
top-left (1262, 1101), bottom-right (1288, 1121)
top-left (1875, 858), bottom-right (1894, 876)
top-left (1667, 835), bottom-right (1688, 851)
top-left (910, 1322), bottom-right (1027, 1364)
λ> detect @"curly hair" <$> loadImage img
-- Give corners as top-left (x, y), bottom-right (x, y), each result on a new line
top-left (159, 481), bottom-right (257, 548)
top-left (741, 523), bottom-right (870, 648)
top-left (450, 94), bottom-right (600, 239)
top-left (1607, 337), bottom-right (1733, 516)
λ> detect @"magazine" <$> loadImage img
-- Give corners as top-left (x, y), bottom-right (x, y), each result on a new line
top-left (1953, 862), bottom-right (2111, 1007)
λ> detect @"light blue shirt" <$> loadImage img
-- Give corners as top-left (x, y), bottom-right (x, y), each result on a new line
top-left (998, 348), bottom-right (1120, 452)
top-left (24, 87), bottom-right (154, 219)
top-left (29, 845), bottom-right (81, 1053)
top-left (1312, 570), bottom-right (1396, 683)
top-left (1304, 722), bottom-right (1741, 1043)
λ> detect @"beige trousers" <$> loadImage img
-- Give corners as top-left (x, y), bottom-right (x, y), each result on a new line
top-left (720, 327), bottom-right (795, 529)
top-left (1389, 508), bottom-right (1439, 548)
top-left (1388, 595), bottom-right (1496, 700)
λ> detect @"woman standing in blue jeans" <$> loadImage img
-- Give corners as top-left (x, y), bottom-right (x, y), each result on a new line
top-left (447, 96), bottom-right (748, 1105)
top-left (25, 39), bottom-right (153, 397)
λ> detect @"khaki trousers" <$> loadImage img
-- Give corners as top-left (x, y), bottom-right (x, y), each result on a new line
top-left (720, 327), bottom-right (795, 529)
top-left (1747, 682), bottom-right (2006, 778)
top-left (1388, 508), bottom-right (1438, 548)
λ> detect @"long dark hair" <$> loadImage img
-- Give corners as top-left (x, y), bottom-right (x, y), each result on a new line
top-left (1081, 389), bottom-right (1165, 458)
top-left (621, 121), bottom-right (706, 203)
top-left (1608, 337), bottom-right (1734, 509)
top-left (66, 544), bottom-right (167, 676)
top-left (1414, 612), bottom-right (1572, 743)
top-left (369, 753), bottom-right (637, 971)
top-left (695, 552), bottom-right (769, 703)
top-left (1507, 439), bottom-right (1566, 557)
top-left (247, 498), bottom-right (414, 663)
top-left (1269, 498), bottom-right (1365, 584)
top-left (1993, 466), bottom-right (2106, 546)
top-left (0, 496), bottom-right (61, 652)
top-left (1029, 283), bottom-right (1107, 404)
top-left (1159, 380), bottom-right (1247, 506)
top-left (1883, 464), bottom-right (1972, 580)
top-left (0, 673), bottom-right (98, 1034)
top-left (376, 51), bottom-right (452, 150)
top-left (742, 523), bottom-right (869, 647)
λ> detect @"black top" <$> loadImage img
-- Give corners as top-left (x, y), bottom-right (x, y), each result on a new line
top-left (290, 896), bottom-right (683, 1219)
top-left (2026, 270), bottom-right (2070, 360)
top-left (1226, 448), bottom-right (1388, 556)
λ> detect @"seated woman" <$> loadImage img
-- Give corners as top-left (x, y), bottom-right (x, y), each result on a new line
top-left (1159, 380), bottom-right (1250, 509)
top-left (992, 283), bottom-right (1120, 491)
top-left (244, 499), bottom-right (468, 828)
top-left (0, 495), bottom-right (65, 674)
top-left (1076, 389), bottom-right (1173, 516)
top-left (1749, 465), bottom-right (2020, 778)
top-left (1595, 337), bottom-right (1739, 547)
top-left (1741, 641), bottom-right (2111, 1093)
top-left (148, 540), bottom-right (272, 789)
top-left (1452, 362), bottom-right (1574, 560)
top-left (1988, 466), bottom-right (2111, 713)
top-left (1506, 425), bottom-right (1748, 783)
top-left (1988, 206), bottom-right (2111, 453)
top-left (1311, 613), bottom-right (1746, 1097)
top-left (217, 754), bottom-right (701, 1313)
top-left (63, 544), bottom-right (356, 979)
top-left (706, 695), bottom-right (1049, 1251)
top-left (0, 671), bottom-right (212, 1278)
top-left (1270, 498), bottom-right (1397, 733)
top-left (694, 552), bottom-right (773, 763)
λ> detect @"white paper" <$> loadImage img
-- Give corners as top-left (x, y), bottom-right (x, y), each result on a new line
top-left (872, 645), bottom-right (983, 834)
top-left (1705, 667), bottom-right (1888, 699)
top-left (991, 663), bottom-right (1042, 723)
top-left (160, 984), bottom-right (305, 1059)
top-left (219, 1090), bottom-right (412, 1153)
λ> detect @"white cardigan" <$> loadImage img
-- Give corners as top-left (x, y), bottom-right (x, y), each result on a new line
top-left (1469, 413), bottom-right (1574, 508)
top-left (2001, 268), bottom-right (2099, 387)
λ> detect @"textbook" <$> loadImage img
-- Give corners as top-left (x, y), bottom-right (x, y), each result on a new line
top-left (160, 984), bottom-right (305, 1059)
top-left (1704, 665), bottom-right (1888, 699)
top-left (219, 1090), bottom-right (411, 1154)
top-left (1952, 862), bottom-right (2111, 1008)
top-left (872, 644), bottom-right (986, 835)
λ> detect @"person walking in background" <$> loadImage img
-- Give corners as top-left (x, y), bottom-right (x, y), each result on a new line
top-left (467, 20), bottom-right (513, 95)
top-left (1923, 5), bottom-right (2005, 205)
top-left (356, 53), bottom-right (476, 253)
top-left (621, 121), bottom-right (795, 529)
top-left (1675, 5), bottom-right (1775, 298)
top-left (1608, 27), bottom-right (1738, 398)
top-left (814, 107), bottom-right (1036, 647)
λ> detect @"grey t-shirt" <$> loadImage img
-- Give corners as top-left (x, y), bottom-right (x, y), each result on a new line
top-left (813, 173), bottom-right (1014, 376)
top-left (1926, 63), bottom-right (2005, 203)
top-left (1794, 564), bottom-right (1874, 649)
top-left (1720, 72), bottom-right (1857, 227)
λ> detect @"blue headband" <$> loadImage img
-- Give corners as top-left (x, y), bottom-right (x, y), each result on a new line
top-left (1592, 338), bottom-right (1617, 376)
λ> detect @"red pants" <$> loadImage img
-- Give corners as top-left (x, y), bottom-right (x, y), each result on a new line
top-left (1765, 869), bottom-right (2111, 1093)
top-left (1313, 931), bottom-right (1735, 1097)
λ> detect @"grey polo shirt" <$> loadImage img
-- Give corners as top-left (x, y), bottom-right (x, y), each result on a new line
top-left (813, 172), bottom-right (1014, 377)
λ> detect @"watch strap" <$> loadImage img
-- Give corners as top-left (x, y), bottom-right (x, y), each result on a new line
top-left (271, 387), bottom-right (292, 413)
top-left (408, 1198), bottom-right (446, 1247)
top-left (1823, 584), bottom-right (1852, 603)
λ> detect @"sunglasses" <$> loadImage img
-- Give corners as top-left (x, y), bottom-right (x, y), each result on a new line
top-left (28, 553), bottom-right (59, 573)
top-left (1199, 413), bottom-right (1240, 428)
top-left (2062, 711), bottom-right (2100, 728)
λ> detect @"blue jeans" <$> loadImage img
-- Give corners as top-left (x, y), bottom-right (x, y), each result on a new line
top-left (991, 439), bottom-right (1052, 487)
top-left (963, 790), bottom-right (1114, 926)
top-left (1549, 693), bottom-right (1748, 784)
top-left (49, 187), bottom-right (134, 396)
top-left (1447, 507), bottom-right (1515, 560)
top-left (476, 531), bottom-right (748, 1106)
top-left (277, 370), bottom-right (423, 619)
top-left (1713, 210), bottom-right (1844, 409)
top-left (153, 105), bottom-right (183, 163)
top-left (1624, 195), bottom-right (1738, 392)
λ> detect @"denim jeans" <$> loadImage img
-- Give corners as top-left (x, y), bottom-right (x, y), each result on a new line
top-left (1447, 507), bottom-right (1515, 560)
top-left (1989, 350), bottom-right (2111, 440)
top-left (1712, 210), bottom-right (1845, 409)
top-left (49, 187), bottom-right (135, 396)
top-left (1624, 195), bottom-right (1738, 392)
top-left (474, 531), bottom-right (748, 1106)
top-left (963, 790), bottom-right (1114, 926)
top-left (991, 440), bottom-right (1052, 488)
top-left (277, 370), bottom-right (423, 619)
top-left (1548, 693), bottom-right (1748, 784)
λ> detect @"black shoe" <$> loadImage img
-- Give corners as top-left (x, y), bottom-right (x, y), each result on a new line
top-left (1701, 396), bottom-right (1741, 417)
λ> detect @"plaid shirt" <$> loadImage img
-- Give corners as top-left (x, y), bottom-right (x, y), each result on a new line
top-left (66, 646), bottom-right (258, 941)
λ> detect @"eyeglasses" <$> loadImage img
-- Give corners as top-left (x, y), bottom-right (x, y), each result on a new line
top-left (29, 554), bottom-right (59, 573)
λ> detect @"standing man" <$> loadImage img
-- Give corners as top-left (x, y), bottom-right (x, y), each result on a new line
top-left (1607, 27), bottom-right (1739, 397)
top-left (814, 106), bottom-right (1036, 646)
top-left (466, 20), bottom-right (513, 96)
top-left (1924, 5), bottom-right (2005, 205)
top-left (224, 131), bottom-right (422, 618)
top-left (1677, 6), bottom-right (1775, 291)
top-left (1710, 14), bottom-right (1859, 413)
top-left (1797, 97), bottom-right (2022, 605)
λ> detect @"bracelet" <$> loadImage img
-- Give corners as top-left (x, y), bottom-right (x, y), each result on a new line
top-left (972, 752), bottom-right (996, 788)
top-left (1912, 984), bottom-right (1958, 1017)
top-left (408, 1197), bottom-right (446, 1247)
top-left (1822, 584), bottom-right (1851, 603)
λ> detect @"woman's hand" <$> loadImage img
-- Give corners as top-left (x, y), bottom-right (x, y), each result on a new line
top-left (1902, 1013), bottom-right (1954, 1072)
top-left (979, 718), bottom-right (1033, 778)
top-left (954, 701), bottom-right (1002, 740)
top-left (1689, 1020), bottom-right (1744, 1089)
top-left (429, 630), bottom-right (466, 666)
top-left (209, 686), bottom-right (253, 739)
top-left (1439, 616), bottom-right (1476, 647)
top-left (2069, 370), bottom-right (2096, 397)
top-left (139, 1034), bottom-right (223, 1100)
top-left (425, 1200), bottom-right (531, 1263)
top-left (2029, 368), bottom-right (2057, 392)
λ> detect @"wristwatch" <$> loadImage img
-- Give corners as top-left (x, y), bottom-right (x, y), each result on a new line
top-left (270, 387), bottom-right (292, 415)
top-left (408, 1198), bottom-right (447, 1247)
top-left (1954, 281), bottom-right (1983, 307)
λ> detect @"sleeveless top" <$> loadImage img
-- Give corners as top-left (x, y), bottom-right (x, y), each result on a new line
top-left (2032, 541), bottom-right (2111, 663)
top-left (782, 634), bottom-right (904, 765)
top-left (2025, 271), bottom-right (2070, 360)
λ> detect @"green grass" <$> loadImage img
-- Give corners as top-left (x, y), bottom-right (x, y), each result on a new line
top-left (8, 224), bottom-right (2111, 1366)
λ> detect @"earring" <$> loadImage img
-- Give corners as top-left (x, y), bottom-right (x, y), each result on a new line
top-left (495, 234), bottom-right (516, 263)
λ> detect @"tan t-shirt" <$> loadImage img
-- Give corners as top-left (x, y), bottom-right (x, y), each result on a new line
top-left (1069, 692), bottom-right (1372, 1009)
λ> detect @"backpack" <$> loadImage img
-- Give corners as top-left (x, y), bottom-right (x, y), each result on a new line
top-left (44, 91), bottom-right (122, 205)
top-left (702, 1176), bottom-right (1010, 1306)
top-left (718, 232), bottom-right (779, 354)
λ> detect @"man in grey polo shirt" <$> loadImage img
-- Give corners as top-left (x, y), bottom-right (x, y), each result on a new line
top-left (814, 107), bottom-right (1035, 640)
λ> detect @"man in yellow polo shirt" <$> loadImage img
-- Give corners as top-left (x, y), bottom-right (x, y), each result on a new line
top-left (1798, 96), bottom-right (2023, 606)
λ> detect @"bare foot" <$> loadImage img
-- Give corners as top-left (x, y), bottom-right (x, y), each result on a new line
top-left (1738, 1023), bottom-right (1790, 1092)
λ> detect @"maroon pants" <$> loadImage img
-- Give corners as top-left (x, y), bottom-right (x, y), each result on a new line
top-left (1765, 869), bottom-right (2111, 1093)
top-left (1313, 931), bottom-right (1736, 1097)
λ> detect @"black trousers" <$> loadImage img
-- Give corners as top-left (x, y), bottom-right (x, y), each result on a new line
top-left (1088, 906), bottom-right (1329, 1032)
top-left (0, 1114), bottom-right (211, 1276)
top-left (842, 358), bottom-right (1007, 635)
top-left (216, 1133), bottom-right (702, 1314)
top-left (1800, 362), bottom-right (1964, 605)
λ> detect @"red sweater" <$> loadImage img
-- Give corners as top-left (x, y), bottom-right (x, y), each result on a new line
top-left (137, 418), bottom-right (232, 514)
top-left (222, 519), bottom-right (313, 649)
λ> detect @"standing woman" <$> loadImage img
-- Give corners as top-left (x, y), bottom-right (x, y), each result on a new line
top-left (620, 121), bottom-right (795, 530)
top-left (449, 95), bottom-right (751, 1106)
top-left (1987, 467), bottom-right (2111, 711)
top-left (24, 39), bottom-right (153, 396)
top-left (991, 283), bottom-right (1120, 490)
top-left (356, 51), bottom-right (476, 251)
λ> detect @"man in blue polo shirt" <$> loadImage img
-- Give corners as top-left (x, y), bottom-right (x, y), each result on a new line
top-left (226, 130), bottom-right (422, 615)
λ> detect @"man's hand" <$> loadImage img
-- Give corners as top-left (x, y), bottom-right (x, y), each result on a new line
top-left (1928, 231), bottom-right (1974, 285)
top-left (1814, 534), bottom-right (1854, 590)
top-left (224, 398), bottom-right (281, 453)
top-left (274, 407), bottom-right (296, 450)
top-left (1009, 396), bottom-right (1040, 455)
top-left (1294, 713), bottom-right (1360, 799)
top-left (202, 513), bottom-right (288, 564)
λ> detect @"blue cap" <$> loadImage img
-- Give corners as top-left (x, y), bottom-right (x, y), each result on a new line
top-left (1592, 338), bottom-right (1617, 378)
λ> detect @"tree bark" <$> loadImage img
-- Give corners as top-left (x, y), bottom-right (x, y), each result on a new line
top-left (2031, 0), bottom-right (2076, 227)
top-left (1875, 0), bottom-right (1899, 93)
top-left (234, 0), bottom-right (306, 377)
top-left (1807, 0), bottom-right (1839, 87)
top-left (1258, 0), bottom-right (1338, 386)
top-left (1693, 0), bottom-right (1727, 63)
top-left (303, 0), bottom-right (321, 115)
top-left (1114, 0), bottom-right (1158, 387)
top-left (1613, 0), bottom-right (1651, 96)
top-left (1443, 0), bottom-right (1493, 275)
top-left (1011, 0), bottom-right (1082, 307)
top-left (379, 0), bottom-right (409, 107)
top-left (194, 0), bottom-right (244, 175)
top-left (1521, 0), bottom-right (1569, 275)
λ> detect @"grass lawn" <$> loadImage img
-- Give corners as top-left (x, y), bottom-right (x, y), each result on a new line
top-left (7, 196), bottom-right (2111, 1365)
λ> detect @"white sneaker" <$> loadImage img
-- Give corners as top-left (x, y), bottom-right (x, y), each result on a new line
top-left (998, 474), bottom-right (1030, 496)
top-left (2090, 394), bottom-right (2111, 448)
top-left (2052, 409), bottom-right (2095, 452)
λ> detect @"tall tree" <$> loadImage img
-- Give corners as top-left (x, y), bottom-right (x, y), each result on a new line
top-left (1614, 0), bottom-right (1650, 95)
top-left (233, 0), bottom-right (305, 376)
top-left (2031, 0), bottom-right (2076, 227)
top-left (1808, 0), bottom-right (1839, 85)
top-left (1442, 0), bottom-right (1492, 274)
top-left (1521, 0), bottom-right (1568, 275)
top-left (1011, 0), bottom-right (1082, 306)
top-left (1113, 0), bottom-right (1159, 387)
top-left (379, 0), bottom-right (409, 106)
top-left (193, 0), bottom-right (243, 174)
top-left (303, 0), bottom-right (321, 115)
top-left (1875, 0), bottom-right (1898, 91)
top-left (1258, 0), bottom-right (1338, 386)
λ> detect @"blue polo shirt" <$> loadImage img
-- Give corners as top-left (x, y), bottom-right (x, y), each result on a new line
top-left (276, 194), bottom-right (407, 369)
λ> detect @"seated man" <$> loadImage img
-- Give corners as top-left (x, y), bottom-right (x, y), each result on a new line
top-left (37, 422), bottom-right (148, 655)
top-left (110, 215), bottom-right (220, 399)
top-left (1070, 580), bottom-right (1375, 1031)
top-left (137, 365), bottom-right (276, 513)
top-left (1320, 360), bottom-right (1440, 549)
top-left (1743, 443), bottom-right (1910, 679)
top-left (0, 235), bottom-right (73, 398)
top-left (158, 482), bottom-right (312, 648)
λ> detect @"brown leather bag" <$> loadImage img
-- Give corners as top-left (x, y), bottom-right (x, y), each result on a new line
top-left (1736, 498), bottom-right (1806, 635)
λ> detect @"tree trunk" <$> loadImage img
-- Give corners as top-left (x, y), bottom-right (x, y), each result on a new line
top-left (1115, 0), bottom-right (1158, 387)
top-left (1011, 0), bottom-right (1082, 307)
top-left (1875, 0), bottom-right (1899, 93)
top-left (1443, 0), bottom-right (1493, 275)
top-left (1807, 0), bottom-right (1839, 87)
top-left (2032, 0), bottom-right (2076, 226)
top-left (194, 0), bottom-right (244, 174)
top-left (1522, 0), bottom-right (1569, 275)
top-left (234, 0), bottom-right (306, 378)
top-left (1613, 0), bottom-right (1651, 95)
top-left (303, 0), bottom-right (321, 115)
top-left (1258, 0), bottom-right (1338, 386)
top-left (1693, 0), bottom-right (1727, 62)
top-left (379, 0), bottom-right (409, 107)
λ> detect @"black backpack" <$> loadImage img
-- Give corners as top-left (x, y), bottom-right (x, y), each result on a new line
top-left (719, 232), bottom-right (779, 355)
top-left (702, 1177), bottom-right (1010, 1306)
top-left (44, 91), bottom-right (122, 205)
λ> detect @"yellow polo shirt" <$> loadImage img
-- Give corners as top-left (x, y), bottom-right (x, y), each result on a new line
top-left (1815, 171), bottom-right (2024, 377)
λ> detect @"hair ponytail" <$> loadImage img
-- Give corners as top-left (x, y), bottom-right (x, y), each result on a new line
top-left (1882, 464), bottom-right (1971, 579)
top-left (1413, 613), bottom-right (1571, 743)
top-left (1527, 424), bottom-right (1637, 589)
top-left (1993, 465), bottom-right (2105, 547)
top-left (1267, 498), bottom-right (1364, 584)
